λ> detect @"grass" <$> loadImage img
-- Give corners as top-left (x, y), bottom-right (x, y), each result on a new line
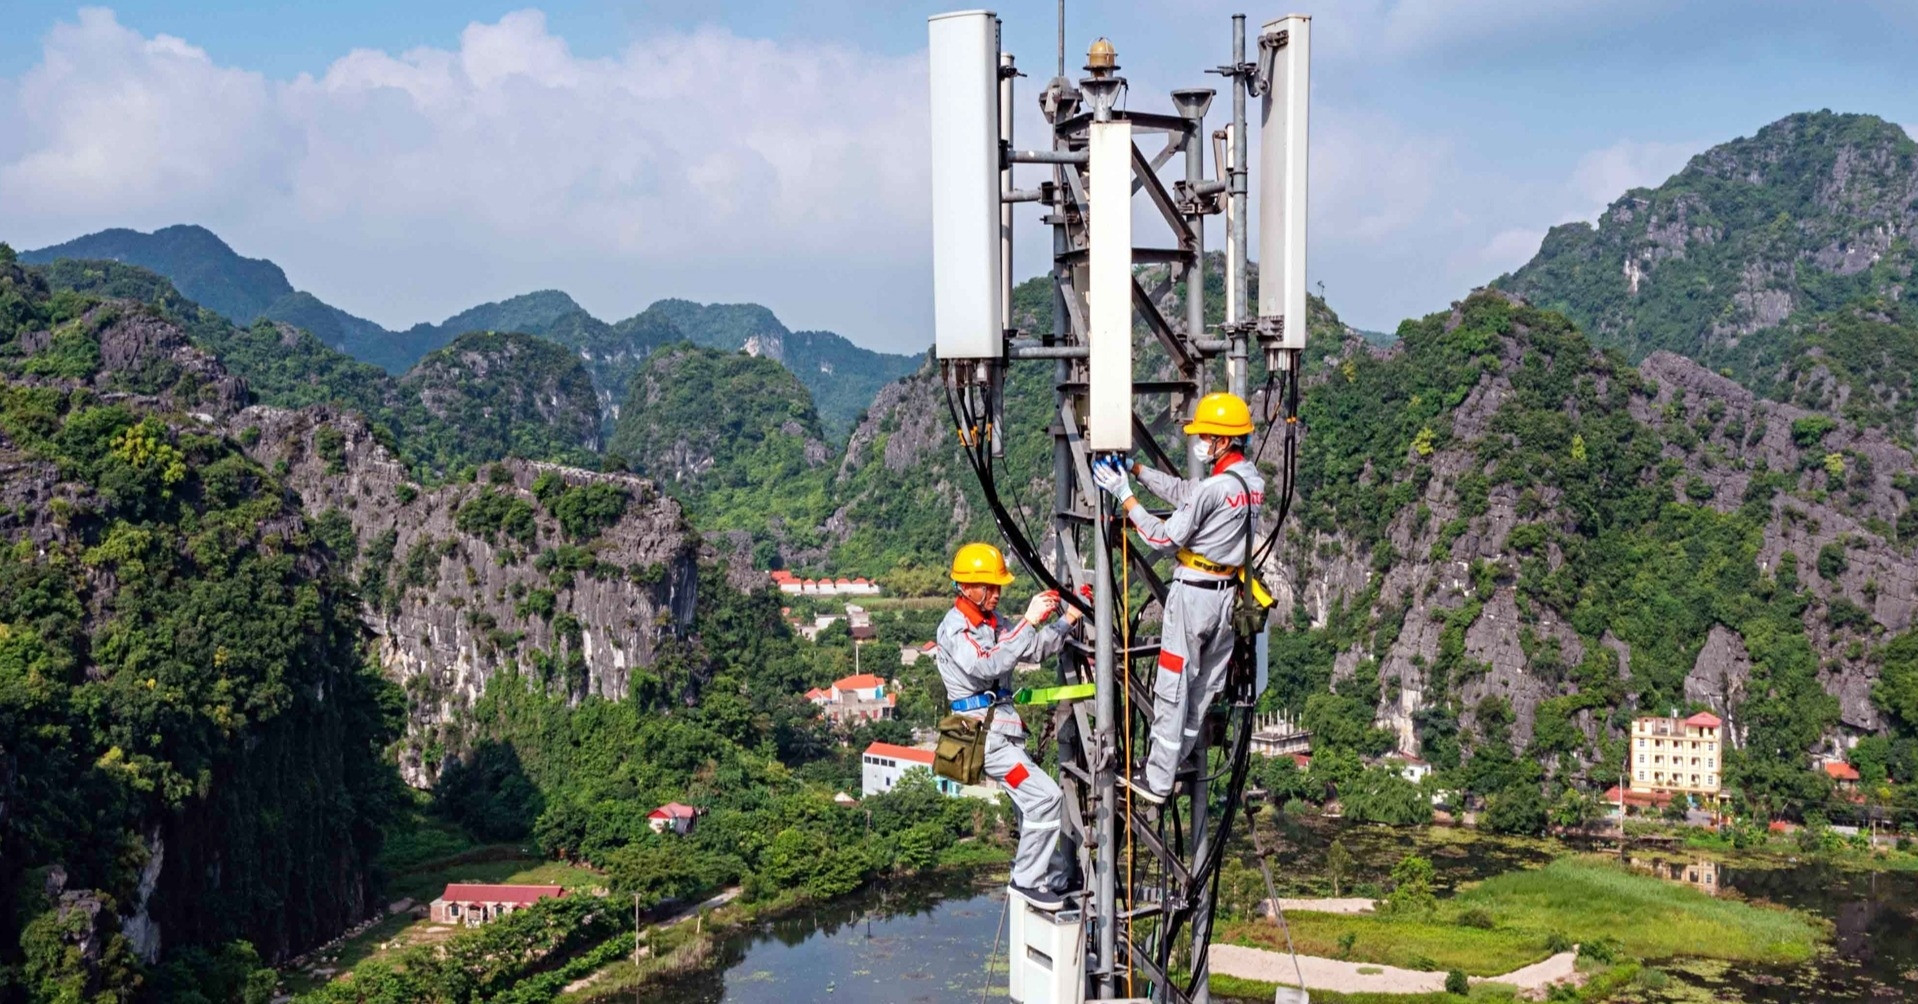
top-left (1226, 855), bottom-right (1824, 978)
top-left (1231, 912), bottom-right (1551, 976)
top-left (1450, 856), bottom-right (1823, 965)
top-left (1208, 973), bottom-right (1521, 1003)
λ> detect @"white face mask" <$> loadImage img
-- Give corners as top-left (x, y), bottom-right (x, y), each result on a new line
top-left (1193, 438), bottom-right (1214, 462)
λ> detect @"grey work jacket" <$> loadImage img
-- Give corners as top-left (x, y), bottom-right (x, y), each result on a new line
top-left (935, 598), bottom-right (1068, 737)
top-left (1129, 454), bottom-right (1267, 582)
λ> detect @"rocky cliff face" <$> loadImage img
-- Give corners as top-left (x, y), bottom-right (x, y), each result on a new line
top-left (1499, 111), bottom-right (1918, 440)
top-left (403, 330), bottom-right (604, 455)
top-left (0, 282), bottom-right (389, 969)
top-left (1260, 291), bottom-right (1916, 770)
top-left (239, 405), bottom-right (704, 787)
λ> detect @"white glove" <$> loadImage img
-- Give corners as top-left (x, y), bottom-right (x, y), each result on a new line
top-left (1091, 457), bottom-right (1133, 502)
top-left (1024, 591), bottom-right (1060, 626)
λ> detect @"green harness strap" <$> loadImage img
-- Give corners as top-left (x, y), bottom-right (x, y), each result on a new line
top-left (1011, 683), bottom-right (1096, 706)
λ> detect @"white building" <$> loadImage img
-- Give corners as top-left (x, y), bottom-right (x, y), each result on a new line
top-left (860, 742), bottom-right (995, 800)
top-left (1249, 711), bottom-right (1312, 759)
top-left (1382, 752), bottom-right (1431, 784)
top-left (807, 673), bottom-right (896, 722)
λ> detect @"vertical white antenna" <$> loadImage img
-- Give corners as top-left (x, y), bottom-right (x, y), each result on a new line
top-left (1087, 118), bottom-right (1133, 451)
top-left (1258, 14), bottom-right (1310, 351)
top-left (929, 10), bottom-right (1004, 360)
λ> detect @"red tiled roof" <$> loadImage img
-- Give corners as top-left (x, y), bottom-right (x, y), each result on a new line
top-left (865, 742), bottom-right (934, 765)
top-left (835, 673), bottom-right (884, 690)
top-left (1291, 753), bottom-right (1311, 768)
top-left (438, 884), bottom-right (564, 905)
top-left (1602, 785), bottom-right (1674, 807)
top-left (1683, 712), bottom-right (1722, 728)
top-left (649, 802), bottom-right (697, 819)
top-left (805, 687), bottom-right (830, 700)
top-left (1823, 761), bottom-right (1860, 782)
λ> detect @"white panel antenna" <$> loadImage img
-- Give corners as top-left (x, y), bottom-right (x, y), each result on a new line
top-left (1087, 119), bottom-right (1133, 450)
top-left (1258, 14), bottom-right (1310, 351)
top-left (928, 10), bottom-right (1004, 359)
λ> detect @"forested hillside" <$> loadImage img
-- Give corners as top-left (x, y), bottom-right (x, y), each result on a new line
top-left (18, 225), bottom-right (404, 370)
top-left (23, 228), bottom-right (922, 438)
top-left (0, 252), bottom-right (401, 993)
top-left (628, 299), bottom-right (923, 435)
top-left (1499, 111), bottom-right (1918, 440)
top-left (31, 259), bottom-right (602, 474)
top-left (1258, 289), bottom-right (1917, 818)
top-left (609, 343), bottom-right (836, 567)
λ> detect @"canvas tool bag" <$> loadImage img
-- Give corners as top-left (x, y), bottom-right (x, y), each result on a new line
top-left (934, 712), bottom-right (988, 786)
top-left (1224, 470), bottom-right (1275, 641)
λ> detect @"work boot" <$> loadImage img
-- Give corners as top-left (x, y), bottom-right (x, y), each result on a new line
top-left (1011, 883), bottom-right (1065, 911)
top-left (1118, 771), bottom-right (1167, 807)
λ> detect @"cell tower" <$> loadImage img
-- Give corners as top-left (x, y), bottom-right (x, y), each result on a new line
top-left (928, 8), bottom-right (1312, 1004)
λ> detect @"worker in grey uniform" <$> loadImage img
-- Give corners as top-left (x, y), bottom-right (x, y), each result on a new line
top-left (1091, 391), bottom-right (1265, 805)
top-left (935, 541), bottom-right (1083, 909)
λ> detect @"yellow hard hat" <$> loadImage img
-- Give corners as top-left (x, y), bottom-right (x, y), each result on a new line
top-left (1184, 392), bottom-right (1254, 437)
top-left (950, 542), bottom-right (1015, 585)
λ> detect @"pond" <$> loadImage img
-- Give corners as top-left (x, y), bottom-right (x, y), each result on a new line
top-left (645, 872), bottom-right (1007, 1004)
top-left (641, 824), bottom-right (1918, 1003)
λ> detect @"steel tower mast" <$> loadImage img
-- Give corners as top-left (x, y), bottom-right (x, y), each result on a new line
top-left (928, 10), bottom-right (1313, 1002)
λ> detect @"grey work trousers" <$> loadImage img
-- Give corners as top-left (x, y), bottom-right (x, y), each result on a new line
top-left (1143, 581), bottom-right (1237, 796)
top-left (985, 731), bottom-right (1072, 892)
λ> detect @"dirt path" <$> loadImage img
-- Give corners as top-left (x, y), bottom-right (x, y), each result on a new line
top-left (1265, 897), bottom-right (1377, 915)
top-left (1209, 944), bottom-right (1579, 995)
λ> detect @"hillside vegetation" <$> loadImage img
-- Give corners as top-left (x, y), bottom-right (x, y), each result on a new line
top-left (0, 253), bottom-right (400, 994)
top-left (1500, 111), bottom-right (1918, 440)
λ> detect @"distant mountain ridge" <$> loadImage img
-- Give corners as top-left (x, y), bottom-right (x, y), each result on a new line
top-left (22, 225), bottom-right (920, 435)
top-left (1497, 110), bottom-right (1918, 438)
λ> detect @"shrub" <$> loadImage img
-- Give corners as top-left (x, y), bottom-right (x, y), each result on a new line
top-left (1545, 930), bottom-right (1573, 954)
top-left (1790, 415), bottom-right (1837, 447)
top-left (1456, 907), bottom-right (1495, 930)
top-left (1579, 937), bottom-right (1617, 963)
top-left (1817, 541), bottom-right (1848, 579)
top-left (1445, 969), bottom-right (1469, 995)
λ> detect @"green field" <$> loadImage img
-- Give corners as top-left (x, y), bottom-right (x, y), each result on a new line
top-left (1226, 856), bottom-right (1824, 978)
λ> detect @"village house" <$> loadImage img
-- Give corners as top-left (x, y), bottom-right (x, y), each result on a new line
top-left (1248, 710), bottom-right (1312, 759)
top-left (1382, 752), bottom-right (1432, 784)
top-left (860, 741), bottom-right (996, 801)
top-left (768, 570), bottom-right (882, 597)
top-left (647, 802), bottom-right (698, 835)
top-left (429, 884), bottom-right (565, 926)
top-left (807, 673), bottom-right (896, 723)
top-left (1629, 711), bottom-right (1722, 801)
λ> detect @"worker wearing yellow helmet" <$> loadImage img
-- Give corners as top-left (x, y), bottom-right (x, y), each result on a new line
top-left (1091, 392), bottom-right (1265, 806)
top-left (934, 542), bottom-right (1083, 909)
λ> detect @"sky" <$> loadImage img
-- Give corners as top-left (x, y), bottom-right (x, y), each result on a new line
top-left (2, 2), bottom-right (1916, 352)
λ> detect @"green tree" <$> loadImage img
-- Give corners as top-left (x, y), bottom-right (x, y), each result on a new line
top-left (1381, 854), bottom-right (1436, 915)
top-left (1324, 839), bottom-right (1353, 897)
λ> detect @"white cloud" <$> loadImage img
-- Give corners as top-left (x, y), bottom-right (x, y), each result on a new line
top-left (1566, 139), bottom-right (1697, 218)
top-left (1476, 227), bottom-right (1545, 270)
top-left (0, 8), bottom-right (931, 344)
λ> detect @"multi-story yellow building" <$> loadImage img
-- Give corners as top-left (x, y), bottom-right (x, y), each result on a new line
top-left (1629, 712), bottom-right (1722, 800)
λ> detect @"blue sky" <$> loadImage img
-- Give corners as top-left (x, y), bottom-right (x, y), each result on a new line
top-left (2, 2), bottom-right (1915, 350)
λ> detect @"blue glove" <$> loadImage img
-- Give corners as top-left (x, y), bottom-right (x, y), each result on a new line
top-left (1091, 456), bottom-right (1133, 502)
